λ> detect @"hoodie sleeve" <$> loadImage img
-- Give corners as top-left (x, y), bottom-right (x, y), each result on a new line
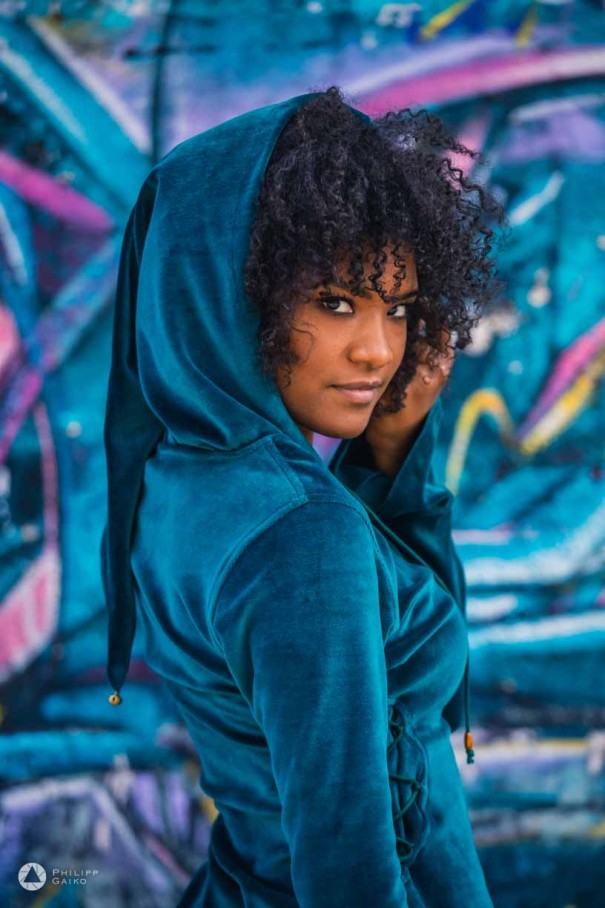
top-left (329, 396), bottom-right (466, 612)
top-left (212, 500), bottom-right (409, 908)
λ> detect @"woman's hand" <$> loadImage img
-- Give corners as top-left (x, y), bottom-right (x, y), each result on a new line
top-left (364, 326), bottom-right (456, 477)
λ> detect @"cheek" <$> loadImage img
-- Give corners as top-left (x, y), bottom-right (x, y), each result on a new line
top-left (288, 318), bottom-right (319, 364)
top-left (289, 320), bottom-right (339, 376)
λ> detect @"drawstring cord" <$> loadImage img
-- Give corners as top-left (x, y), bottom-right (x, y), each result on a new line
top-left (463, 654), bottom-right (475, 764)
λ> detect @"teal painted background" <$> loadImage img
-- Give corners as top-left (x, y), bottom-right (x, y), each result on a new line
top-left (0, 2), bottom-right (603, 905)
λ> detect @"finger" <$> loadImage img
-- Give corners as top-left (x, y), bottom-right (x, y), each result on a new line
top-left (416, 342), bottom-right (453, 374)
top-left (414, 327), bottom-right (452, 360)
top-left (437, 327), bottom-right (456, 354)
top-left (438, 341), bottom-right (455, 370)
top-left (434, 329), bottom-right (456, 374)
top-left (415, 340), bottom-right (435, 366)
top-left (416, 359), bottom-right (446, 386)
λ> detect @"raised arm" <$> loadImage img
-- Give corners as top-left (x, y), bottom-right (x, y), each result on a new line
top-left (329, 398), bottom-right (469, 734)
top-left (329, 396), bottom-right (466, 611)
top-left (213, 500), bottom-right (408, 908)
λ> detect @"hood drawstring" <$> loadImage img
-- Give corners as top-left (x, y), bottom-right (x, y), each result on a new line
top-left (463, 653), bottom-right (475, 764)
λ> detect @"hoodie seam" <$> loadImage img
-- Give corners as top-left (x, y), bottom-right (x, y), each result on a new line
top-left (264, 436), bottom-right (307, 501)
top-left (209, 497), bottom-right (374, 653)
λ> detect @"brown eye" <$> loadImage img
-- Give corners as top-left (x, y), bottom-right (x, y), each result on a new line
top-left (320, 296), bottom-right (354, 314)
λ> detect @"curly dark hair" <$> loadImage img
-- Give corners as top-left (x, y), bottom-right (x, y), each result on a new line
top-left (244, 86), bottom-right (502, 415)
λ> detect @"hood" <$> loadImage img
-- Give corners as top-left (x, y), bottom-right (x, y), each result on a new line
top-left (101, 92), bottom-right (372, 700)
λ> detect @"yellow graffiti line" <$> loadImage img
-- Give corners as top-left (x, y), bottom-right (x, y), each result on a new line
top-left (518, 350), bottom-right (605, 456)
top-left (446, 389), bottom-right (514, 495)
top-left (515, 4), bottom-right (538, 48)
top-left (420, 0), bottom-right (477, 41)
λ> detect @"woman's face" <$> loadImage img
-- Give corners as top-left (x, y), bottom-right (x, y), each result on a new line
top-left (276, 245), bottom-right (419, 443)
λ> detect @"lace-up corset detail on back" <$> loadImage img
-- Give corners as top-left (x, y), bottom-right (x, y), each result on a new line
top-left (386, 700), bottom-right (431, 871)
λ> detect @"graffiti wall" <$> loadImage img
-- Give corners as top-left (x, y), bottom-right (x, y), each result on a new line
top-left (0, 1), bottom-right (603, 905)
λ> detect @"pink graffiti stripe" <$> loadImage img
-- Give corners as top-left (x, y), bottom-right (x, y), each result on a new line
top-left (0, 547), bottom-right (60, 682)
top-left (0, 150), bottom-right (113, 232)
top-left (448, 112), bottom-right (492, 177)
top-left (0, 403), bottom-right (60, 682)
top-left (0, 305), bottom-right (20, 374)
top-left (517, 318), bottom-right (605, 437)
top-left (359, 47), bottom-right (605, 111)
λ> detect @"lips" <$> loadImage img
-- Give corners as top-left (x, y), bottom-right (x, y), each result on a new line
top-left (332, 383), bottom-right (381, 403)
top-left (334, 382), bottom-right (382, 390)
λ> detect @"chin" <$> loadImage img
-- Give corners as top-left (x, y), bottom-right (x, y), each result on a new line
top-left (313, 413), bottom-right (372, 440)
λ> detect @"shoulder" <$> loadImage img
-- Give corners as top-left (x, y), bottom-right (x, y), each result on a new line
top-left (223, 447), bottom-right (374, 558)
top-left (209, 432), bottom-right (370, 541)
top-left (211, 493), bottom-right (388, 647)
top-left (210, 436), bottom-right (379, 595)
top-left (208, 438), bottom-right (399, 648)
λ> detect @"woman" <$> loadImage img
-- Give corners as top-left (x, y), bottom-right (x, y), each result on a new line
top-left (101, 87), bottom-right (500, 907)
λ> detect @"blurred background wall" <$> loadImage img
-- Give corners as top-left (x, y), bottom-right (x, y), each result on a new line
top-left (0, 1), bottom-right (603, 906)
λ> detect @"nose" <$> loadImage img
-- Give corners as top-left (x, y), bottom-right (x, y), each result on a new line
top-left (346, 312), bottom-right (399, 369)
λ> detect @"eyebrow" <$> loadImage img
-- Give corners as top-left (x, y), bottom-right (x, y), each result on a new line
top-left (325, 284), bottom-right (420, 303)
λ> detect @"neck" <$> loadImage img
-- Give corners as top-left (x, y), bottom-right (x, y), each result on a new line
top-left (298, 424), bottom-right (315, 446)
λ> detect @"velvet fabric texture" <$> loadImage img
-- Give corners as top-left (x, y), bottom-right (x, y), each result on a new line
top-left (101, 92), bottom-right (493, 907)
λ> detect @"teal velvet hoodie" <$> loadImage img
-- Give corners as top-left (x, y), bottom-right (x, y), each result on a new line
top-left (101, 92), bottom-right (493, 907)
